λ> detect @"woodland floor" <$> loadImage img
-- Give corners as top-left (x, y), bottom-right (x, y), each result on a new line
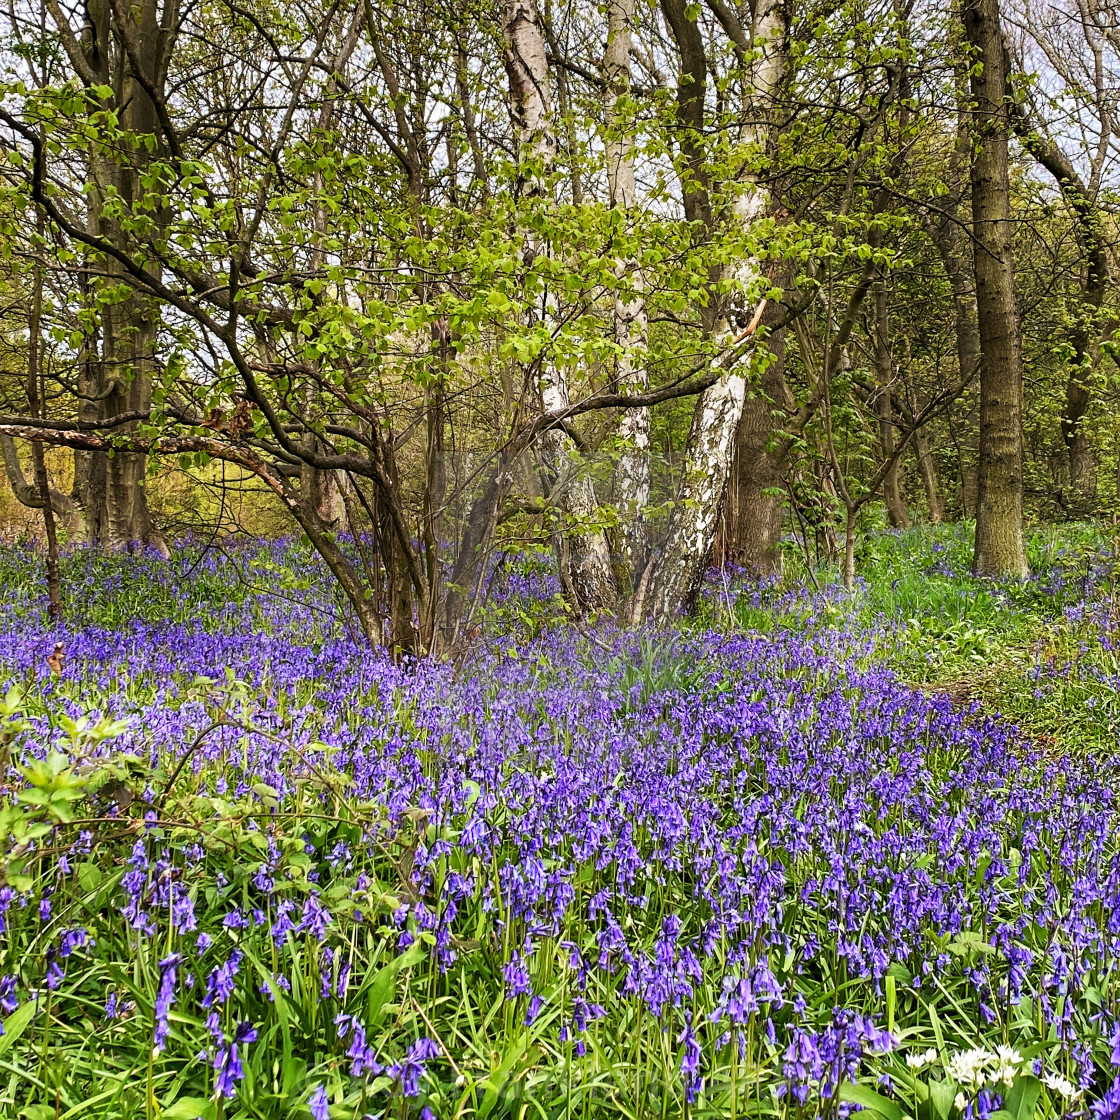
top-left (0, 522), bottom-right (1116, 1119)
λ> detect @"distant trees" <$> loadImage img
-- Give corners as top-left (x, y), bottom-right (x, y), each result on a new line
top-left (1008, 0), bottom-right (1117, 509)
top-left (0, 0), bottom-right (1115, 650)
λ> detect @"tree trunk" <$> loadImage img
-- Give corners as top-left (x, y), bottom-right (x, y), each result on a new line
top-left (1008, 83), bottom-right (1111, 509)
top-left (27, 222), bottom-right (61, 620)
top-left (422, 350), bottom-right (447, 649)
top-left (911, 424), bottom-right (945, 523)
top-left (453, 23), bottom-right (488, 201)
top-left (930, 206), bottom-right (980, 527)
top-left (1059, 239), bottom-right (1106, 507)
top-left (302, 18), bottom-right (362, 549)
top-left (444, 453), bottom-right (515, 643)
top-left (726, 312), bottom-right (789, 575)
top-left (2, 436), bottom-right (82, 535)
top-left (71, 0), bottom-right (168, 552)
top-left (842, 506), bottom-right (857, 591)
top-left (641, 373), bottom-right (747, 618)
top-left (963, 0), bottom-right (1029, 578)
top-left (921, 57), bottom-right (977, 527)
top-left (293, 495), bottom-right (382, 647)
top-left (1064, 383), bottom-right (1095, 502)
top-left (30, 441), bottom-right (61, 621)
top-left (71, 271), bottom-right (107, 545)
top-left (502, 0), bottom-right (617, 614)
top-left (605, 0), bottom-right (650, 596)
top-left (873, 283), bottom-right (910, 529)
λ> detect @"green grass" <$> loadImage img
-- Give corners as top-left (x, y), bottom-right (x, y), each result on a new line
top-left (708, 520), bottom-right (1119, 752)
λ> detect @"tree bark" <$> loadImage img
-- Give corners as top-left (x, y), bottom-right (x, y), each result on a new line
top-left (873, 282), bottom-right (910, 529)
top-left (293, 493), bottom-right (382, 647)
top-left (911, 424), bottom-right (945, 523)
top-left (642, 373), bottom-right (747, 617)
top-left (726, 307), bottom-right (790, 576)
top-left (842, 507), bottom-right (857, 591)
top-left (604, 0), bottom-right (650, 595)
top-left (963, 0), bottom-right (1029, 577)
top-left (26, 220), bottom-right (61, 620)
top-left (502, 0), bottom-right (617, 613)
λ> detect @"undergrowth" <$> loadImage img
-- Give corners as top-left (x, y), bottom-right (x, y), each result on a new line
top-left (0, 524), bottom-right (1116, 1119)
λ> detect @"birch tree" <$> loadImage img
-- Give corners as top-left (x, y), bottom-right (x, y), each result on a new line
top-left (604, 0), bottom-right (651, 596)
top-left (501, 0), bottom-right (617, 614)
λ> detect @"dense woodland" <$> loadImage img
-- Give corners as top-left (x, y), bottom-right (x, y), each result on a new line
top-left (0, 0), bottom-right (1116, 655)
top-left (3, 3), bottom-right (1120, 1114)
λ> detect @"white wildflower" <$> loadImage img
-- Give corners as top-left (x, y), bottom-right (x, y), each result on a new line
top-left (954, 1092), bottom-right (968, 1113)
top-left (1042, 1070), bottom-right (1083, 1103)
top-left (946, 1047), bottom-right (998, 1088)
top-left (906, 1047), bottom-right (940, 1071)
top-left (993, 1045), bottom-right (1026, 1087)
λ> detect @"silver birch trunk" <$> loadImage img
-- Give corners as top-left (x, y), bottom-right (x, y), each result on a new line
top-left (604, 0), bottom-right (650, 596)
top-left (502, 0), bottom-right (616, 613)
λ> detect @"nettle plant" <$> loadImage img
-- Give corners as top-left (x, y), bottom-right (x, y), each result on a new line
top-left (1, 689), bottom-right (132, 892)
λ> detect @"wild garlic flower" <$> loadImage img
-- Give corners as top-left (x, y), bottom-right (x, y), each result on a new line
top-left (946, 1046), bottom-right (1027, 1091)
top-left (954, 1092), bottom-right (968, 1113)
top-left (947, 1048), bottom-right (997, 1088)
top-left (1041, 1070), bottom-right (1083, 1103)
top-left (993, 1045), bottom-right (1025, 1087)
top-left (906, 1047), bottom-right (939, 1071)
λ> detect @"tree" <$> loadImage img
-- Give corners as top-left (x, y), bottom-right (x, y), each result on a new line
top-left (3, 0), bottom-right (1111, 645)
top-left (963, 0), bottom-right (1030, 578)
top-left (1007, 0), bottom-right (1117, 507)
top-left (603, 0), bottom-right (651, 595)
top-left (501, 0), bottom-right (617, 614)
top-left (637, 0), bottom-right (788, 619)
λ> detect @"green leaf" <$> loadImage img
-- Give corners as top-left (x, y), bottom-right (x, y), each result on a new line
top-left (946, 931), bottom-right (994, 957)
top-left (365, 941), bottom-right (424, 1026)
top-left (928, 1076), bottom-right (957, 1120)
top-left (886, 961), bottom-right (912, 985)
top-left (839, 1082), bottom-right (902, 1120)
top-left (160, 1098), bottom-right (216, 1120)
top-left (478, 1037), bottom-right (530, 1120)
top-left (0, 1001), bottom-right (37, 1059)
top-left (926, 1000), bottom-right (946, 1054)
top-left (1004, 1075), bottom-right (1041, 1120)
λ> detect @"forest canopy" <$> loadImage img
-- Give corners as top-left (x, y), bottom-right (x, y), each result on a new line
top-left (0, 0), bottom-right (1116, 654)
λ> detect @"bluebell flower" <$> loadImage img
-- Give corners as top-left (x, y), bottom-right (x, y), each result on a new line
top-left (309, 1083), bottom-right (330, 1120)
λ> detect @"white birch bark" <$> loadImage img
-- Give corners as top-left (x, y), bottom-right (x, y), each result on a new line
top-left (502, 0), bottom-right (617, 612)
top-left (640, 0), bottom-right (787, 621)
top-left (605, 0), bottom-right (651, 595)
